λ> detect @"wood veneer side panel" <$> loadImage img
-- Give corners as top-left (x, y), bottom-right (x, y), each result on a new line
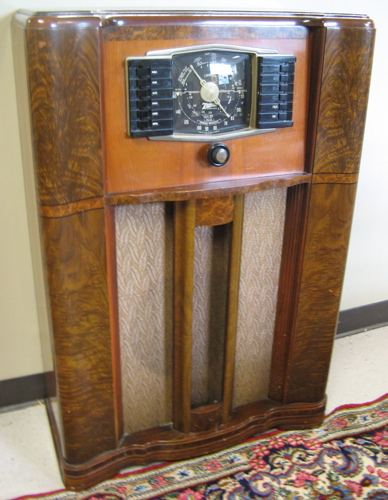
top-left (11, 18), bottom-right (64, 450)
top-left (282, 182), bottom-right (357, 403)
top-left (303, 27), bottom-right (326, 174)
top-left (26, 24), bottom-right (104, 206)
top-left (11, 18), bottom-right (55, 380)
top-left (313, 27), bottom-right (375, 174)
top-left (42, 209), bottom-right (116, 464)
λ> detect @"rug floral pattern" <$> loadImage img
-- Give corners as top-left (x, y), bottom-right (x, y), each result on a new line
top-left (16, 396), bottom-right (388, 500)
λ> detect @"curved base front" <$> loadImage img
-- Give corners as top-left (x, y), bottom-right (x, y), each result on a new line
top-left (47, 398), bottom-right (326, 491)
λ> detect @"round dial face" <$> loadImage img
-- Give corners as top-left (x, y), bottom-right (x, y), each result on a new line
top-left (172, 50), bottom-right (252, 135)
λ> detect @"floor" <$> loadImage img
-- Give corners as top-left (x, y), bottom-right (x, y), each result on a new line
top-left (1, 326), bottom-right (387, 500)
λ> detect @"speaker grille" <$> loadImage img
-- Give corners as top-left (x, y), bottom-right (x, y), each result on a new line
top-left (233, 188), bottom-right (287, 407)
top-left (191, 224), bottom-right (229, 407)
top-left (116, 188), bottom-right (286, 434)
top-left (116, 202), bottom-right (173, 434)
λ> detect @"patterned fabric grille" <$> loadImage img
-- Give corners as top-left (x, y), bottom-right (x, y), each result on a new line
top-left (233, 188), bottom-right (287, 407)
top-left (191, 224), bottom-right (229, 407)
top-left (116, 203), bottom-right (173, 434)
top-left (116, 188), bottom-right (286, 434)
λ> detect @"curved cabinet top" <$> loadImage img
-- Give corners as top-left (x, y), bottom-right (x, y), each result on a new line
top-left (14, 10), bottom-right (374, 30)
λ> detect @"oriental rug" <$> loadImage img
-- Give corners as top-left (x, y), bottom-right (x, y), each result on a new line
top-left (15, 394), bottom-right (388, 500)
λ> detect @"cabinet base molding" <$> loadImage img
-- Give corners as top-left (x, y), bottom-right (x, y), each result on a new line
top-left (47, 398), bottom-right (326, 491)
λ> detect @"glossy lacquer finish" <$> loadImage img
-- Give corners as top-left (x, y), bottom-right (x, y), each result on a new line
top-left (12, 10), bottom-right (374, 490)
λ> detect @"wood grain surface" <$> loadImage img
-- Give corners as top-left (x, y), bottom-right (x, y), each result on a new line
top-left (102, 34), bottom-right (309, 194)
top-left (100, 12), bottom-right (372, 30)
top-left (283, 182), bottom-right (358, 403)
top-left (190, 403), bottom-right (223, 432)
top-left (269, 183), bottom-right (310, 402)
top-left (57, 397), bottom-right (325, 489)
top-left (313, 27), bottom-right (375, 174)
top-left (42, 209), bottom-right (116, 463)
top-left (173, 200), bottom-right (196, 433)
top-left (26, 25), bottom-right (103, 206)
top-left (222, 194), bottom-right (244, 423)
top-left (195, 196), bottom-right (234, 226)
top-left (106, 172), bottom-right (310, 205)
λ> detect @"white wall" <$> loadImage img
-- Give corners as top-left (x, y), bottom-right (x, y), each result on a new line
top-left (0, 0), bottom-right (387, 381)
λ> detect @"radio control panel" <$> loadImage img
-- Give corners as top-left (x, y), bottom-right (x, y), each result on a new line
top-left (126, 45), bottom-right (296, 142)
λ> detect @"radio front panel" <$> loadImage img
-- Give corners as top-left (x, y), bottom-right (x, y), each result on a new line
top-left (102, 34), bottom-right (309, 195)
top-left (13, 10), bottom-right (375, 490)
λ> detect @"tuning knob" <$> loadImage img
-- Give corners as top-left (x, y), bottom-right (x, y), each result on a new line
top-left (207, 143), bottom-right (230, 167)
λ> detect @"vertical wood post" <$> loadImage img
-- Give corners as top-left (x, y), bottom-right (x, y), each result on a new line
top-left (222, 194), bottom-right (244, 423)
top-left (173, 200), bottom-right (196, 433)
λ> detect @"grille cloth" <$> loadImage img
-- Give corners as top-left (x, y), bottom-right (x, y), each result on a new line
top-left (116, 188), bottom-right (286, 434)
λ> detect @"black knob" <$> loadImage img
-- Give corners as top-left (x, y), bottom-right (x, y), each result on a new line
top-left (207, 143), bottom-right (230, 167)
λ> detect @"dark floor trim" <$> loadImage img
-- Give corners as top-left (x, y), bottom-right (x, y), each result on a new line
top-left (0, 373), bottom-right (46, 409)
top-left (336, 300), bottom-right (388, 338)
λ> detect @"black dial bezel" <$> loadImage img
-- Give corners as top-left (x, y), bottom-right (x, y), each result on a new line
top-left (172, 50), bottom-right (252, 136)
top-left (125, 44), bottom-right (295, 142)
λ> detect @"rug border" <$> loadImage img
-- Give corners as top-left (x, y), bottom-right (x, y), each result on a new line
top-left (12, 393), bottom-right (388, 500)
top-left (325, 392), bottom-right (388, 418)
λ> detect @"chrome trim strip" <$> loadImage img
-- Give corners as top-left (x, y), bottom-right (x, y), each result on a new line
top-left (148, 127), bottom-right (275, 142)
top-left (146, 44), bottom-right (278, 57)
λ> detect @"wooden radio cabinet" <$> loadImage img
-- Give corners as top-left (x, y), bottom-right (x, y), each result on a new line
top-left (12, 10), bottom-right (374, 490)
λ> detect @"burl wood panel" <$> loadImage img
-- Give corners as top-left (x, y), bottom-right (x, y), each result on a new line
top-left (282, 182), bottom-right (358, 403)
top-left (42, 209), bottom-right (116, 463)
top-left (195, 196), bottom-right (234, 226)
top-left (26, 24), bottom-right (104, 206)
top-left (313, 27), bottom-right (375, 175)
top-left (11, 20), bottom-right (55, 379)
top-left (106, 172), bottom-right (310, 206)
top-left (102, 31), bottom-right (310, 194)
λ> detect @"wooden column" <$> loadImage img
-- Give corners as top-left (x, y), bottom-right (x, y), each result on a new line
top-left (13, 14), bottom-right (119, 465)
top-left (173, 200), bottom-right (196, 433)
top-left (222, 194), bottom-right (244, 423)
top-left (270, 25), bottom-right (375, 406)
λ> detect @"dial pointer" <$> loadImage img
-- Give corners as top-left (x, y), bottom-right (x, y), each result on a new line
top-left (189, 64), bottom-right (207, 87)
top-left (213, 97), bottom-right (231, 118)
top-left (189, 65), bottom-right (231, 118)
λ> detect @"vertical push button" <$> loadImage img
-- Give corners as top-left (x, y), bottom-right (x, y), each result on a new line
top-left (127, 58), bottom-right (173, 137)
top-left (257, 55), bottom-right (296, 129)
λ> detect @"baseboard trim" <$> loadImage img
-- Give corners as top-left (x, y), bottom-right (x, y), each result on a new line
top-left (0, 373), bottom-right (46, 409)
top-left (1, 302), bottom-right (387, 408)
top-left (336, 300), bottom-right (388, 338)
